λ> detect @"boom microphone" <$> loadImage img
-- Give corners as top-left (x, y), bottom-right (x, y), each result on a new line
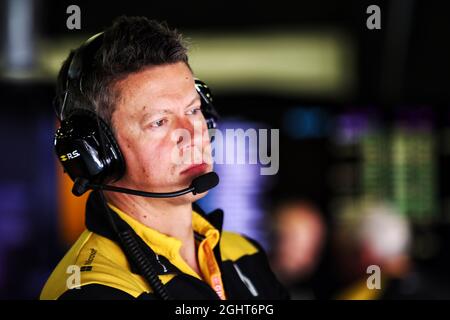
top-left (72, 171), bottom-right (219, 198)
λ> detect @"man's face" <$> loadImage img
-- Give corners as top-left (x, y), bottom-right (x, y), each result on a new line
top-left (111, 62), bottom-right (213, 202)
top-left (273, 204), bottom-right (325, 279)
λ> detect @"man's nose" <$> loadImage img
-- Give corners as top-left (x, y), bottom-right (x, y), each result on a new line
top-left (175, 116), bottom-right (202, 148)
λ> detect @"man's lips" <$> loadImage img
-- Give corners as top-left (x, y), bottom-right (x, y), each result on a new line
top-left (180, 163), bottom-right (208, 175)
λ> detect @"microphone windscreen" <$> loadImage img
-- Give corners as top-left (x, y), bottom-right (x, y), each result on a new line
top-left (191, 172), bottom-right (219, 194)
top-left (72, 178), bottom-right (91, 197)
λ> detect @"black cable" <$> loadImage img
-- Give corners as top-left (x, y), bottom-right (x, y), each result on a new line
top-left (98, 191), bottom-right (172, 300)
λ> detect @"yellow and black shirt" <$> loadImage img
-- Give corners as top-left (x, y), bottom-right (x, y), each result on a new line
top-left (40, 191), bottom-right (289, 300)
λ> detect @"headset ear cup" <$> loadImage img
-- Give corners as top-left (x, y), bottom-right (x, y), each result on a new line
top-left (54, 109), bottom-right (125, 184)
top-left (94, 112), bottom-right (126, 182)
top-left (195, 79), bottom-right (219, 142)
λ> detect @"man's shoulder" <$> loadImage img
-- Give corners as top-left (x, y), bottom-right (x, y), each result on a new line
top-left (219, 231), bottom-right (291, 299)
top-left (40, 230), bottom-right (150, 300)
top-left (219, 231), bottom-right (265, 262)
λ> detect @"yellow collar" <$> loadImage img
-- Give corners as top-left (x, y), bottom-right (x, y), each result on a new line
top-left (107, 203), bottom-right (220, 280)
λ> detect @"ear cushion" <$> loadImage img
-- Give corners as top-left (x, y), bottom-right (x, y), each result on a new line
top-left (195, 79), bottom-right (219, 143)
top-left (76, 108), bottom-right (125, 181)
top-left (57, 108), bottom-right (125, 183)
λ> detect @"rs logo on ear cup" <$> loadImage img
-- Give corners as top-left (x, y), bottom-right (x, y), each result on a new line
top-left (60, 150), bottom-right (80, 161)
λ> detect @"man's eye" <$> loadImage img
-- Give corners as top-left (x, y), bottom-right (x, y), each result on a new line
top-left (150, 118), bottom-right (167, 127)
top-left (186, 108), bottom-right (202, 115)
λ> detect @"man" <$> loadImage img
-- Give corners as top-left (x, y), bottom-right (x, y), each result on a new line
top-left (269, 199), bottom-right (326, 299)
top-left (40, 16), bottom-right (289, 300)
top-left (335, 201), bottom-right (450, 299)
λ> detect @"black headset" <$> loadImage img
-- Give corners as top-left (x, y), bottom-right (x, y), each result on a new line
top-left (54, 32), bottom-right (219, 186)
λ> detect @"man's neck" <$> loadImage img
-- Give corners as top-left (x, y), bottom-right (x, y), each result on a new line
top-left (104, 191), bottom-right (194, 240)
top-left (104, 191), bottom-right (201, 276)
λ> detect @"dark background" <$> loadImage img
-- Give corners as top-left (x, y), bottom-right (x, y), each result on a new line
top-left (1, 0), bottom-right (450, 299)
